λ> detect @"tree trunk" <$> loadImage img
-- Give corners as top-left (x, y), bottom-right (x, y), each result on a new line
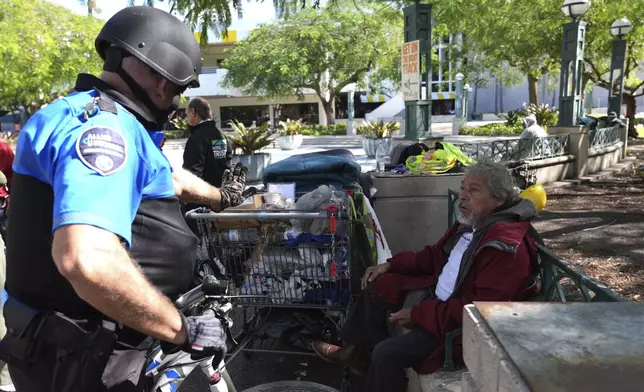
top-left (527, 74), bottom-right (539, 105)
top-left (623, 93), bottom-right (638, 138)
top-left (494, 78), bottom-right (499, 114)
top-left (320, 98), bottom-right (335, 125)
top-left (473, 84), bottom-right (479, 114)
top-left (500, 77), bottom-right (504, 113)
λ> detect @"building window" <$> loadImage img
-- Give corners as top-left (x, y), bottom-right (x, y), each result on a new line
top-left (335, 92), bottom-right (384, 119)
top-left (201, 66), bottom-right (218, 74)
top-left (216, 59), bottom-right (227, 69)
top-left (220, 105), bottom-right (270, 129)
top-left (274, 103), bottom-right (319, 125)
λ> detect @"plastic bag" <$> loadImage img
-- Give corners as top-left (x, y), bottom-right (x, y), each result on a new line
top-left (293, 185), bottom-right (348, 235)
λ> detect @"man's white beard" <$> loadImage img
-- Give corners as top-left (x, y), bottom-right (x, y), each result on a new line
top-left (456, 203), bottom-right (475, 227)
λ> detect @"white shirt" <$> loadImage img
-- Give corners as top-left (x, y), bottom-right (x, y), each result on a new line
top-left (435, 232), bottom-right (473, 301)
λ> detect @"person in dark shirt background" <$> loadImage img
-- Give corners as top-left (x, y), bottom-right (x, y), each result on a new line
top-left (182, 97), bottom-right (233, 234)
top-left (183, 97), bottom-right (232, 187)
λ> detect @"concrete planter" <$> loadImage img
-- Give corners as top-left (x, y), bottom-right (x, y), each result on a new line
top-left (362, 137), bottom-right (392, 158)
top-left (278, 134), bottom-right (303, 150)
top-left (231, 153), bottom-right (271, 183)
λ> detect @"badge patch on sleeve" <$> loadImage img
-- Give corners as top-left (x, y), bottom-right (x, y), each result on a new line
top-left (211, 139), bottom-right (228, 158)
top-left (75, 126), bottom-right (128, 176)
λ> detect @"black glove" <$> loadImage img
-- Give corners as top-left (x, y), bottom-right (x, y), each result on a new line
top-left (219, 162), bottom-right (248, 210)
top-left (161, 313), bottom-right (227, 357)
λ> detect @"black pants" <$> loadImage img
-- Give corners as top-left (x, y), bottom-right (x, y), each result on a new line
top-left (340, 289), bottom-right (439, 392)
top-left (8, 347), bottom-right (148, 392)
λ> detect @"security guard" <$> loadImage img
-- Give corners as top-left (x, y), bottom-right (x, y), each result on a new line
top-left (183, 97), bottom-right (232, 187)
top-left (1, 7), bottom-right (245, 391)
top-left (182, 97), bottom-right (234, 235)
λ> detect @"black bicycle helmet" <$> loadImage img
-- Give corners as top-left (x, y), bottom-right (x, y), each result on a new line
top-left (95, 6), bottom-right (201, 88)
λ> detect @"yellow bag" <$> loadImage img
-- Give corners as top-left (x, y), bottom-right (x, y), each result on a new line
top-left (405, 143), bottom-right (472, 175)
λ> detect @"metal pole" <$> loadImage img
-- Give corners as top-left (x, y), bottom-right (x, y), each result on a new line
top-left (607, 38), bottom-right (627, 115)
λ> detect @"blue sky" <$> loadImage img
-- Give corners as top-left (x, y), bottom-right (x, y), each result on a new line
top-left (47, 0), bottom-right (278, 42)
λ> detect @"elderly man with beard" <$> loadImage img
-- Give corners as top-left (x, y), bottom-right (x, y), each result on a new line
top-left (312, 160), bottom-right (540, 392)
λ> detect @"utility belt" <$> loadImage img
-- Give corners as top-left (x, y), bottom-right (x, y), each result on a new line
top-left (0, 297), bottom-right (118, 392)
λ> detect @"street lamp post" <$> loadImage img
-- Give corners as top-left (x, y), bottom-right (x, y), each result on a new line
top-left (607, 18), bottom-right (633, 116)
top-left (557, 0), bottom-right (591, 127)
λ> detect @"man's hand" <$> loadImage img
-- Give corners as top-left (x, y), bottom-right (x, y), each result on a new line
top-left (389, 308), bottom-right (413, 328)
top-left (219, 163), bottom-right (248, 211)
top-left (162, 313), bottom-right (227, 357)
top-left (361, 263), bottom-right (391, 290)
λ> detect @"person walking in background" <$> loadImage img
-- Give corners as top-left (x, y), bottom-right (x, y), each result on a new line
top-left (182, 97), bottom-right (233, 234)
top-left (182, 97), bottom-right (232, 187)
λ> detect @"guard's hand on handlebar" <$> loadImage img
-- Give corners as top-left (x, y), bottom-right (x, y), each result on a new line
top-left (219, 163), bottom-right (248, 211)
top-left (161, 314), bottom-right (227, 357)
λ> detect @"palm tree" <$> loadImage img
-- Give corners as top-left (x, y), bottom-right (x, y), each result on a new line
top-left (127, 0), bottom-right (156, 6)
top-left (78, 0), bottom-right (102, 15)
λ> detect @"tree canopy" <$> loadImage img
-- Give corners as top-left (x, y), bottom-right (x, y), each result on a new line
top-left (583, 0), bottom-right (644, 133)
top-left (0, 0), bottom-right (103, 111)
top-left (221, 3), bottom-right (403, 124)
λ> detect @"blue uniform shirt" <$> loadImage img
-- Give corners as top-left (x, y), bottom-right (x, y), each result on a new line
top-left (6, 76), bottom-right (197, 319)
top-left (13, 90), bottom-right (174, 247)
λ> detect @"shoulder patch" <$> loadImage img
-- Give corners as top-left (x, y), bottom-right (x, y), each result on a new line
top-left (75, 126), bottom-right (128, 176)
top-left (211, 139), bottom-right (228, 158)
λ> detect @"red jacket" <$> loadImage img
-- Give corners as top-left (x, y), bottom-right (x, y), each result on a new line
top-left (0, 140), bottom-right (14, 198)
top-left (371, 199), bottom-right (539, 374)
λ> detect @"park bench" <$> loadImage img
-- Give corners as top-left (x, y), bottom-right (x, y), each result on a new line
top-left (403, 190), bottom-right (625, 392)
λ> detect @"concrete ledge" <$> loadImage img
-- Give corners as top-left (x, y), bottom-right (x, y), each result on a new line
top-left (418, 370), bottom-right (465, 392)
top-left (462, 372), bottom-right (478, 392)
top-left (462, 304), bottom-right (531, 392)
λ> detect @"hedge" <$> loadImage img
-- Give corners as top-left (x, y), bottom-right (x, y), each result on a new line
top-left (459, 123), bottom-right (523, 136)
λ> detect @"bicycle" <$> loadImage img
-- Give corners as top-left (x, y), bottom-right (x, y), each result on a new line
top-left (145, 274), bottom-right (340, 392)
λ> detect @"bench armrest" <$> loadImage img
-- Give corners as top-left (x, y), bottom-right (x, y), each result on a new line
top-left (443, 327), bottom-right (463, 371)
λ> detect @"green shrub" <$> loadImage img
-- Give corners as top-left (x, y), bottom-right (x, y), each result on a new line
top-left (227, 120), bottom-right (274, 154)
top-left (499, 109), bottom-right (526, 128)
top-left (459, 123), bottom-right (523, 136)
top-left (523, 103), bottom-right (558, 128)
top-left (356, 120), bottom-right (400, 139)
top-left (299, 123), bottom-right (347, 136)
top-left (278, 118), bottom-right (305, 136)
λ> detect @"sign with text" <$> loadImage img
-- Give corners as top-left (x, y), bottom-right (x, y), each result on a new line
top-left (401, 40), bottom-right (420, 101)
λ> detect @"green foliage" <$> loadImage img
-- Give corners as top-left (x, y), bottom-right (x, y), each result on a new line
top-left (461, 123), bottom-right (524, 136)
top-left (299, 124), bottom-right (347, 136)
top-left (523, 103), bottom-right (559, 128)
top-left (356, 120), bottom-right (400, 139)
top-left (500, 109), bottom-right (526, 128)
top-left (0, 0), bottom-right (103, 110)
top-left (227, 120), bottom-right (274, 155)
top-left (460, 123), bottom-right (523, 136)
top-left (431, 0), bottom-right (564, 101)
top-left (221, 3), bottom-right (402, 123)
top-left (278, 118), bottom-right (304, 136)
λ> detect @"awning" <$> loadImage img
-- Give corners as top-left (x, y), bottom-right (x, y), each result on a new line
top-left (360, 94), bottom-right (390, 103)
top-left (432, 92), bottom-right (456, 100)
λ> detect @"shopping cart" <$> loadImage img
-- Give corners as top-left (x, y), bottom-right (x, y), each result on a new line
top-left (185, 204), bottom-right (354, 360)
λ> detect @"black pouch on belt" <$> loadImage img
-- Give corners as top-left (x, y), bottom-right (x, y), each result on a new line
top-left (0, 297), bottom-right (117, 392)
top-left (0, 297), bottom-right (47, 367)
top-left (49, 311), bottom-right (117, 392)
